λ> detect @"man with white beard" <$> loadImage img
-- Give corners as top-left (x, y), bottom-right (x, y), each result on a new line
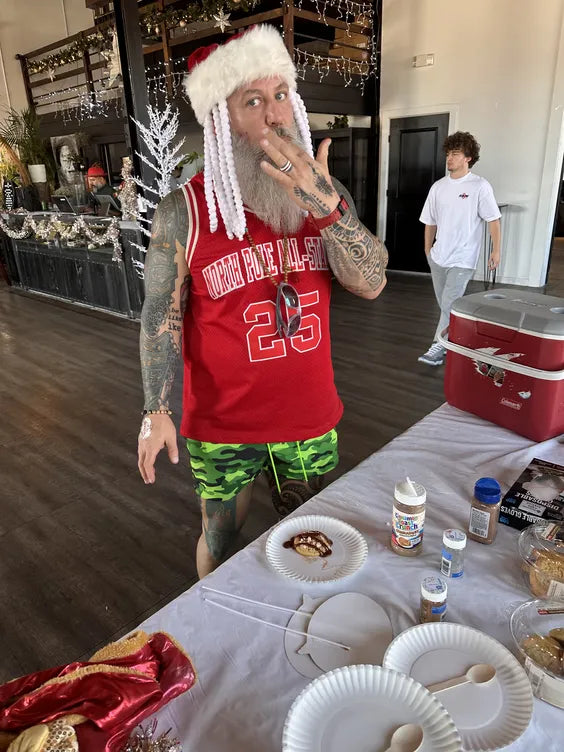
top-left (137, 25), bottom-right (388, 578)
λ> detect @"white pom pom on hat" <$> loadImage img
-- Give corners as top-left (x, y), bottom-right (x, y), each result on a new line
top-left (184, 24), bottom-right (297, 125)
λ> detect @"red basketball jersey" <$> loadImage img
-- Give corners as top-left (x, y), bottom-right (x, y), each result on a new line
top-left (180, 173), bottom-right (343, 443)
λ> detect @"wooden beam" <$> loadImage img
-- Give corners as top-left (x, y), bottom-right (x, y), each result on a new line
top-left (283, 0), bottom-right (294, 55)
top-left (15, 55), bottom-right (35, 113)
top-left (157, 0), bottom-right (174, 96)
top-left (82, 35), bottom-right (95, 98)
top-left (293, 8), bottom-right (371, 36)
top-left (143, 42), bottom-right (164, 54)
top-left (168, 8), bottom-right (284, 49)
top-left (31, 60), bottom-right (106, 89)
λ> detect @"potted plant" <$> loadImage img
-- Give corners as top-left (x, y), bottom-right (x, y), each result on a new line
top-left (0, 108), bottom-right (55, 208)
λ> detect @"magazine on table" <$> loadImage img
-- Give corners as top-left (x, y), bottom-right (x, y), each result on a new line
top-left (500, 457), bottom-right (564, 530)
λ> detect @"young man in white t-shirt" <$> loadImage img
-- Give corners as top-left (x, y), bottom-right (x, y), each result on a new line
top-left (418, 131), bottom-right (501, 366)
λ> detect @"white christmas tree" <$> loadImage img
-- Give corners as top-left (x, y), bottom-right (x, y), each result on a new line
top-left (127, 101), bottom-right (189, 272)
top-left (132, 102), bottom-right (188, 211)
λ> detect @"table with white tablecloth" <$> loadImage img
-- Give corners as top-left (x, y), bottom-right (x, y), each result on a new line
top-left (138, 404), bottom-right (564, 751)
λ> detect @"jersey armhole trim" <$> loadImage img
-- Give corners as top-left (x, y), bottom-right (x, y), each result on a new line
top-left (182, 182), bottom-right (200, 270)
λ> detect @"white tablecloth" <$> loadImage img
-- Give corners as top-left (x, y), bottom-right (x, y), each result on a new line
top-left (139, 404), bottom-right (564, 751)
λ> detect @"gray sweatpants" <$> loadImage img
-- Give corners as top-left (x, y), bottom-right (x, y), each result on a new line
top-left (428, 256), bottom-right (475, 340)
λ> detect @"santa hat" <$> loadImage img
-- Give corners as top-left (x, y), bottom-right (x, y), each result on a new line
top-left (184, 25), bottom-right (297, 126)
top-left (183, 24), bottom-right (313, 241)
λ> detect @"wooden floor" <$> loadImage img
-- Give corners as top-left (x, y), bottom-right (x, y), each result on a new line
top-left (0, 269), bottom-right (562, 682)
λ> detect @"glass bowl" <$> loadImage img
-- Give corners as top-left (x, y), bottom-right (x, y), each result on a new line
top-left (510, 599), bottom-right (564, 707)
top-left (517, 521), bottom-right (564, 599)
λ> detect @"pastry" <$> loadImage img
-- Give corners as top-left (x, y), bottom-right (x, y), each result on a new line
top-left (521, 633), bottom-right (563, 675)
top-left (528, 550), bottom-right (564, 597)
top-left (283, 530), bottom-right (332, 557)
top-left (548, 627), bottom-right (564, 646)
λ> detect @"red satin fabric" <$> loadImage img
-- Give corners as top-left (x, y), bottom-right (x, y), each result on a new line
top-left (0, 633), bottom-right (196, 752)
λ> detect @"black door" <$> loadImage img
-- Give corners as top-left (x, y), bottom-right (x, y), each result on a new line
top-left (385, 114), bottom-right (449, 272)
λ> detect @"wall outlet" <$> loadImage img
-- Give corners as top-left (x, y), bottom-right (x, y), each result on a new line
top-left (412, 54), bottom-right (434, 68)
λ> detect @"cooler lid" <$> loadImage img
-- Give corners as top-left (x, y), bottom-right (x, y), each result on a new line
top-left (451, 289), bottom-right (564, 337)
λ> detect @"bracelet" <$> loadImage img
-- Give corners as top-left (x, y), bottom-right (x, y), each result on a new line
top-left (310, 195), bottom-right (349, 230)
top-left (142, 409), bottom-right (172, 416)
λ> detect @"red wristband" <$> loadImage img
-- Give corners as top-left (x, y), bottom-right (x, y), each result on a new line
top-left (311, 195), bottom-right (349, 230)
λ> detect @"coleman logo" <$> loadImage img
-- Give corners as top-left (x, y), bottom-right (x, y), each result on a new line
top-left (501, 397), bottom-right (522, 411)
top-left (459, 193), bottom-right (469, 199)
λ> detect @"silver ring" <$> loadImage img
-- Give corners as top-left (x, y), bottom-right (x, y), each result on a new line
top-left (279, 160), bottom-right (293, 174)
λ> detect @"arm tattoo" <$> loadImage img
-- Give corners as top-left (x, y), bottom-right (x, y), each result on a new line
top-left (294, 185), bottom-right (333, 216)
top-left (140, 189), bottom-right (190, 411)
top-left (322, 210), bottom-right (389, 296)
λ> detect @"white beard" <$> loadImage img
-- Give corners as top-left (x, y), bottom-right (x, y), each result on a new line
top-left (231, 127), bottom-right (305, 235)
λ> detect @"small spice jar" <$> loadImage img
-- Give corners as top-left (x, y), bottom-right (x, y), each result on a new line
top-left (391, 478), bottom-right (426, 557)
top-left (467, 477), bottom-right (502, 544)
top-left (420, 576), bottom-right (448, 623)
top-left (441, 529), bottom-right (467, 578)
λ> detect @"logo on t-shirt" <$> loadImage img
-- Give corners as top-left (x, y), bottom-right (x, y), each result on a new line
top-left (459, 193), bottom-right (469, 199)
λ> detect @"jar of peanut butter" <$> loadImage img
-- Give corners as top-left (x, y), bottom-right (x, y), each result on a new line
top-left (391, 478), bottom-right (426, 557)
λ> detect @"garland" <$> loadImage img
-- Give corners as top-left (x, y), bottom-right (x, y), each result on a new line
top-left (28, 29), bottom-right (114, 76)
top-left (0, 211), bottom-right (122, 262)
top-left (140, 0), bottom-right (250, 35)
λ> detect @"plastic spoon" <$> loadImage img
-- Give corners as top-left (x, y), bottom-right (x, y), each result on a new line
top-left (405, 476), bottom-right (418, 494)
top-left (426, 663), bottom-right (497, 694)
top-left (382, 723), bottom-right (424, 752)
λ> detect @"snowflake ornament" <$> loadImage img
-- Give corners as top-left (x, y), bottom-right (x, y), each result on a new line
top-left (213, 9), bottom-right (231, 33)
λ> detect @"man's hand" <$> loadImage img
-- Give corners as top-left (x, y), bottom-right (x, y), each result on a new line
top-left (138, 414), bottom-right (179, 484)
top-left (258, 129), bottom-right (339, 218)
top-left (488, 249), bottom-right (500, 270)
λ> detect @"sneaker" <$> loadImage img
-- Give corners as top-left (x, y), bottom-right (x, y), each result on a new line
top-left (418, 342), bottom-right (445, 366)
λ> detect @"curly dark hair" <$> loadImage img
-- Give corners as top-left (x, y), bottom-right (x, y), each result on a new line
top-left (443, 131), bottom-right (480, 167)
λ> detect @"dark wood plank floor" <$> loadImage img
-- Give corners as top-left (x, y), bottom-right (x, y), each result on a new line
top-left (0, 270), bottom-right (562, 682)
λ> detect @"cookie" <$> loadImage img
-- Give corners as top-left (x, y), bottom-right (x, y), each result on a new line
top-left (521, 633), bottom-right (563, 675)
top-left (528, 550), bottom-right (564, 597)
top-left (548, 628), bottom-right (564, 647)
top-left (283, 530), bottom-right (332, 557)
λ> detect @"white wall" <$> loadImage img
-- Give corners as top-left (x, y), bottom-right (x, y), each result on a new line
top-left (0, 0), bottom-right (94, 113)
top-left (379, 0), bottom-right (564, 286)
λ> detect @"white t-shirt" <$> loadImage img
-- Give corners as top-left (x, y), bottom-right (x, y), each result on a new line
top-left (419, 172), bottom-right (501, 269)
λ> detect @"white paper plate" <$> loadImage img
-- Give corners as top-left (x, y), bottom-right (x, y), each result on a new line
top-left (265, 515), bottom-right (367, 583)
top-left (299, 592), bottom-right (393, 672)
top-left (383, 623), bottom-right (533, 751)
top-left (283, 664), bottom-right (463, 752)
top-left (285, 595), bottom-right (327, 679)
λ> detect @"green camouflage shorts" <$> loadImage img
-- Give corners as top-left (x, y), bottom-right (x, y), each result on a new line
top-left (186, 429), bottom-right (338, 501)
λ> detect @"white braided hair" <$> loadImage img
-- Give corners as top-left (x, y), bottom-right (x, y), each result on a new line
top-left (202, 91), bottom-right (314, 240)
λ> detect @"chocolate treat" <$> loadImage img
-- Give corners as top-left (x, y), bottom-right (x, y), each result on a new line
top-left (283, 530), bottom-right (332, 557)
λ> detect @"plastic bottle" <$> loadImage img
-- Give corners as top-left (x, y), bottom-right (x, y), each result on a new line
top-left (391, 477), bottom-right (426, 557)
top-left (468, 477), bottom-right (502, 544)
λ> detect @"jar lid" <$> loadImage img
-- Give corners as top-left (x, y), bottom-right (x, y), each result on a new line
top-left (421, 576), bottom-right (447, 602)
top-left (443, 529), bottom-right (467, 549)
top-left (394, 478), bottom-right (426, 506)
top-left (518, 521), bottom-right (564, 561)
top-left (474, 477), bottom-right (502, 504)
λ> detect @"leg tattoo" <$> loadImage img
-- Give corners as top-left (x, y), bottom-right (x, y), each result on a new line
top-left (266, 473), bottom-right (325, 518)
top-left (202, 496), bottom-right (238, 561)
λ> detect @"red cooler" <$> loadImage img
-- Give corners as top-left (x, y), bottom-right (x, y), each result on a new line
top-left (438, 289), bottom-right (564, 442)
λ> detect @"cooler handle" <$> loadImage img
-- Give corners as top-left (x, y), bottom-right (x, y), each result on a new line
top-left (437, 328), bottom-right (564, 382)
